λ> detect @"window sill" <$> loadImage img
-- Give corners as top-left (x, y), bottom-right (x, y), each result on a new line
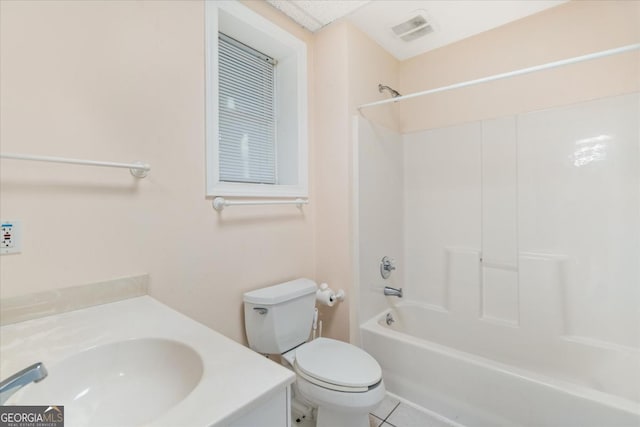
top-left (209, 181), bottom-right (308, 198)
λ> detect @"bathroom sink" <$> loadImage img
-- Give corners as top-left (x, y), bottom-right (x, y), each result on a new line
top-left (7, 338), bottom-right (203, 427)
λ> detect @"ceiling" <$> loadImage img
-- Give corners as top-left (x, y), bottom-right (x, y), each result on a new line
top-left (266, 0), bottom-right (568, 60)
top-left (266, 1), bottom-right (370, 32)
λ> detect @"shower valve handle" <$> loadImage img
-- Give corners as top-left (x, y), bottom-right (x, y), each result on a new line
top-left (382, 257), bottom-right (396, 270)
top-left (380, 256), bottom-right (396, 279)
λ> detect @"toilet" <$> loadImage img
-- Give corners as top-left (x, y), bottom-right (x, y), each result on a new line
top-left (243, 278), bottom-right (385, 427)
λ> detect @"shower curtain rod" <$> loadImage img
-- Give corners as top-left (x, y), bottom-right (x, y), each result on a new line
top-left (358, 43), bottom-right (640, 110)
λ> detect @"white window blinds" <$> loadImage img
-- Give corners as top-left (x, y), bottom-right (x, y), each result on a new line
top-left (218, 32), bottom-right (276, 184)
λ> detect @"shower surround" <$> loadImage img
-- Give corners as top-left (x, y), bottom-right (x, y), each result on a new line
top-left (355, 93), bottom-right (640, 425)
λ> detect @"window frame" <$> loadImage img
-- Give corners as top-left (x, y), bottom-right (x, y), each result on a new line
top-left (205, 0), bottom-right (308, 198)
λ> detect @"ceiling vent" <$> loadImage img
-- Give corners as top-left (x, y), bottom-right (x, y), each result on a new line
top-left (391, 12), bottom-right (434, 42)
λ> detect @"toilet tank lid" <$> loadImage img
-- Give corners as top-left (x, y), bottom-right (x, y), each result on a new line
top-left (243, 278), bottom-right (317, 305)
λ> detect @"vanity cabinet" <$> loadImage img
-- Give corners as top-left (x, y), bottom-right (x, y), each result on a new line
top-left (227, 386), bottom-right (290, 427)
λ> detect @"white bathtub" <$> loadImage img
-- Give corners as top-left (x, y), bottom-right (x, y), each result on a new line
top-left (361, 302), bottom-right (640, 427)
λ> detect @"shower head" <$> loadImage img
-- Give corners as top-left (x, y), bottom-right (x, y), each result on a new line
top-left (378, 84), bottom-right (401, 98)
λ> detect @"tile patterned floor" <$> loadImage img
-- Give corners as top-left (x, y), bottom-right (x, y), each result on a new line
top-left (296, 394), bottom-right (457, 427)
top-left (369, 395), bottom-right (456, 427)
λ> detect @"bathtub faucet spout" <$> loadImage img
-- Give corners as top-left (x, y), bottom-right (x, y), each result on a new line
top-left (383, 286), bottom-right (403, 298)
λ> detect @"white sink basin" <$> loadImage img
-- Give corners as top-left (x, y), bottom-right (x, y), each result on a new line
top-left (8, 338), bottom-right (203, 427)
top-left (1, 296), bottom-right (295, 426)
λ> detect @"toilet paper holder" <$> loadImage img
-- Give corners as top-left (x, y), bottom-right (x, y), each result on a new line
top-left (316, 283), bottom-right (345, 306)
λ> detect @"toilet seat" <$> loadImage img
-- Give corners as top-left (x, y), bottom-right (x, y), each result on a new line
top-left (293, 338), bottom-right (382, 392)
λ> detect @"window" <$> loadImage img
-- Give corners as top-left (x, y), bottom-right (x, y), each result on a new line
top-left (205, 1), bottom-right (308, 198)
top-left (218, 33), bottom-right (276, 184)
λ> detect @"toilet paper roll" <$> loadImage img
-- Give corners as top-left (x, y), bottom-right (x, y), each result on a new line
top-left (316, 289), bottom-right (335, 307)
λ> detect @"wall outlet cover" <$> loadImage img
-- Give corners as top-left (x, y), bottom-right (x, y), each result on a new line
top-left (1, 220), bottom-right (22, 255)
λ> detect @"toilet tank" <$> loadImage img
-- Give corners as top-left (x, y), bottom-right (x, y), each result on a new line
top-left (243, 278), bottom-right (317, 354)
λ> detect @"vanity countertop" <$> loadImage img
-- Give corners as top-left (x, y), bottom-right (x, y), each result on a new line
top-left (0, 295), bottom-right (295, 426)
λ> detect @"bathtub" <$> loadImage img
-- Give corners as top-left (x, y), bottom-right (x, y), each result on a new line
top-left (361, 301), bottom-right (640, 427)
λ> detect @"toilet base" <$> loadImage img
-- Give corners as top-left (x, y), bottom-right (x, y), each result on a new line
top-left (296, 376), bottom-right (385, 427)
top-left (316, 407), bottom-right (370, 427)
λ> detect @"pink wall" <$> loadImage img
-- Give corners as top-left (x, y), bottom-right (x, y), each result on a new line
top-left (0, 0), bottom-right (315, 343)
top-left (314, 22), bottom-right (399, 342)
top-left (313, 23), bottom-right (351, 342)
top-left (396, 0), bottom-right (640, 132)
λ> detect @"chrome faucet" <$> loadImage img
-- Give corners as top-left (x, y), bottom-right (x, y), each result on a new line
top-left (383, 286), bottom-right (403, 298)
top-left (0, 362), bottom-right (48, 405)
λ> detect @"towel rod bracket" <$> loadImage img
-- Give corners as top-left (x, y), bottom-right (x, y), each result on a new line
top-left (129, 161), bottom-right (150, 178)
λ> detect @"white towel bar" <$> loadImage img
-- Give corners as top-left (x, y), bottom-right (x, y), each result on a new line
top-left (212, 197), bottom-right (308, 211)
top-left (0, 153), bottom-right (150, 178)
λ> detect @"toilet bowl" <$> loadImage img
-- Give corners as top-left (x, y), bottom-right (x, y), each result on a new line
top-left (243, 279), bottom-right (385, 427)
top-left (282, 338), bottom-right (385, 427)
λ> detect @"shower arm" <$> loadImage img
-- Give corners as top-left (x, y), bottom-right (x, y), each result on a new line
top-left (378, 84), bottom-right (401, 98)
